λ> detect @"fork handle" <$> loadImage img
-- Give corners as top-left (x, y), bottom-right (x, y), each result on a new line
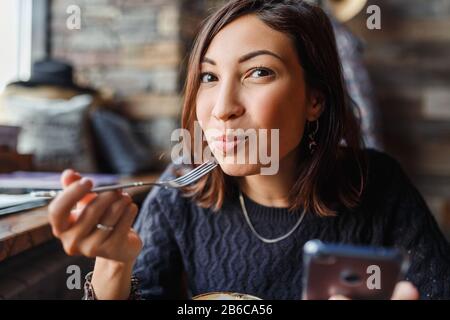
top-left (92, 181), bottom-right (149, 192)
top-left (30, 181), bottom-right (160, 198)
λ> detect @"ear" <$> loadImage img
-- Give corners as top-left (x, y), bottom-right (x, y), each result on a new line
top-left (305, 89), bottom-right (324, 122)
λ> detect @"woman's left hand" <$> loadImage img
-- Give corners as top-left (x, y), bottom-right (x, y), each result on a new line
top-left (329, 281), bottom-right (419, 300)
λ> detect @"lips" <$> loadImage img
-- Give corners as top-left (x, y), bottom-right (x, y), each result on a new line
top-left (209, 134), bottom-right (248, 154)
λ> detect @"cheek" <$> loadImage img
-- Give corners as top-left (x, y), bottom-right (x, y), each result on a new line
top-left (195, 88), bottom-right (216, 129)
top-left (196, 90), bottom-right (213, 128)
top-left (246, 83), bottom-right (306, 149)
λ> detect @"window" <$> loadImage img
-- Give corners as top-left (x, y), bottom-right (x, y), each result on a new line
top-left (0, 0), bottom-right (47, 92)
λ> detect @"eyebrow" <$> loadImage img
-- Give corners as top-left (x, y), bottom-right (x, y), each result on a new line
top-left (201, 50), bottom-right (284, 65)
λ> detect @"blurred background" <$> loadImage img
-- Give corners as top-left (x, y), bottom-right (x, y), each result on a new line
top-left (0, 0), bottom-right (448, 299)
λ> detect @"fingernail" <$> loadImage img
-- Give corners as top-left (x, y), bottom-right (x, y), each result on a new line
top-left (80, 177), bottom-right (93, 186)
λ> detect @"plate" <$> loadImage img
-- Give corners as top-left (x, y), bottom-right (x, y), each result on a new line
top-left (192, 292), bottom-right (262, 300)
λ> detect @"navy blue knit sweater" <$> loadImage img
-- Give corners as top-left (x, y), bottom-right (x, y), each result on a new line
top-left (132, 149), bottom-right (450, 300)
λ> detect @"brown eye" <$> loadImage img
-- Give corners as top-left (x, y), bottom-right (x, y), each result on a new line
top-left (249, 68), bottom-right (274, 78)
top-left (200, 73), bottom-right (218, 83)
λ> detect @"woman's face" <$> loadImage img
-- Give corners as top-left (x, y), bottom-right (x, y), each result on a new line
top-left (196, 14), bottom-right (322, 176)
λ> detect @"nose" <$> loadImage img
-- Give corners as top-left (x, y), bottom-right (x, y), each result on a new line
top-left (211, 80), bottom-right (245, 122)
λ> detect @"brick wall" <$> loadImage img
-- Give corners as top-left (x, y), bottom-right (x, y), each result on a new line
top-left (51, 0), bottom-right (206, 166)
top-left (51, 1), bottom-right (205, 113)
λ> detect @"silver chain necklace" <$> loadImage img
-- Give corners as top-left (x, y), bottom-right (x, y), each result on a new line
top-left (238, 191), bottom-right (307, 244)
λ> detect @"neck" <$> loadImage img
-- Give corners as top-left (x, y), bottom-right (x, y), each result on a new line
top-left (238, 148), bottom-right (300, 208)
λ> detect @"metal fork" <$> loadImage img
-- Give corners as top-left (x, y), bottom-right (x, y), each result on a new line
top-left (30, 159), bottom-right (218, 199)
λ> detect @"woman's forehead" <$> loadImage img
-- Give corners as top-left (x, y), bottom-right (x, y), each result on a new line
top-left (204, 14), bottom-right (297, 64)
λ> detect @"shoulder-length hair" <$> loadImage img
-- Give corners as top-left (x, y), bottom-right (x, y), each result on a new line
top-left (180, 0), bottom-right (367, 216)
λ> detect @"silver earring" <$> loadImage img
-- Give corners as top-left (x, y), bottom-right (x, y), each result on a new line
top-left (308, 120), bottom-right (319, 155)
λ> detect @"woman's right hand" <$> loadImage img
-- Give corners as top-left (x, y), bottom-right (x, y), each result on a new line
top-left (48, 169), bottom-right (143, 263)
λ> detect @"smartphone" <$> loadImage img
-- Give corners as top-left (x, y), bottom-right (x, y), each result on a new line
top-left (302, 239), bottom-right (410, 300)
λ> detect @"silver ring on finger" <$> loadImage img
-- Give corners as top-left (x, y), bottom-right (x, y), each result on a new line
top-left (96, 223), bottom-right (114, 232)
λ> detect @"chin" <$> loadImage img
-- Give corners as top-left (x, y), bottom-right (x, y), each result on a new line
top-left (218, 161), bottom-right (262, 177)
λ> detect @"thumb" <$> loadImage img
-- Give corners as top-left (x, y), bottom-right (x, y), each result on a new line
top-left (391, 281), bottom-right (419, 300)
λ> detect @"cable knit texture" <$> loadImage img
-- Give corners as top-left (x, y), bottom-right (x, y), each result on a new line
top-left (133, 149), bottom-right (450, 300)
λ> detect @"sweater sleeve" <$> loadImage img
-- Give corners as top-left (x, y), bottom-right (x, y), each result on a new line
top-left (384, 158), bottom-right (450, 299)
top-left (132, 184), bottom-right (185, 299)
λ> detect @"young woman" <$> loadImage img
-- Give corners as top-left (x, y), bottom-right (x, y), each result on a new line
top-left (48, 0), bottom-right (450, 300)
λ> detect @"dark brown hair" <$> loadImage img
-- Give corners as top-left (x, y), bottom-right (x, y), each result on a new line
top-left (180, 0), bottom-right (366, 216)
